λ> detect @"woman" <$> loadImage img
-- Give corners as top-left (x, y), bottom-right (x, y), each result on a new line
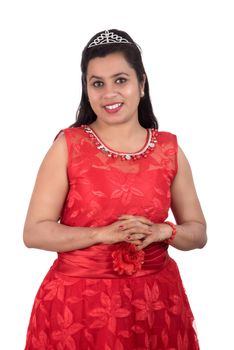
top-left (24, 29), bottom-right (207, 349)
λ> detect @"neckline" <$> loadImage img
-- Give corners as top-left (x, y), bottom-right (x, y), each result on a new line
top-left (89, 125), bottom-right (150, 155)
top-left (81, 124), bottom-right (158, 161)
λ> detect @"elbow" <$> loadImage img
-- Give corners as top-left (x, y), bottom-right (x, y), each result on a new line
top-left (198, 223), bottom-right (207, 249)
top-left (198, 237), bottom-right (207, 249)
top-left (23, 233), bottom-right (32, 248)
top-left (23, 239), bottom-right (33, 249)
top-left (23, 226), bottom-right (35, 248)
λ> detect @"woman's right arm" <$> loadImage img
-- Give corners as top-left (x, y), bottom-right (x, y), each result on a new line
top-left (23, 134), bottom-right (104, 252)
top-left (23, 135), bottom-right (151, 252)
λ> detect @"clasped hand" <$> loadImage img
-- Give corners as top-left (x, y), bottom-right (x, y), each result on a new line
top-left (100, 214), bottom-right (171, 250)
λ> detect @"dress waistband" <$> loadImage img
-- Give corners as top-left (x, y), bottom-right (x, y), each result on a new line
top-left (52, 243), bottom-right (169, 279)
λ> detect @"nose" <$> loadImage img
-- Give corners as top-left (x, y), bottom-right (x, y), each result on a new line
top-left (102, 83), bottom-right (118, 100)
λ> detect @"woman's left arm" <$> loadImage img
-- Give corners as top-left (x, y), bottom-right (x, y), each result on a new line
top-left (119, 146), bottom-right (207, 251)
top-left (169, 145), bottom-right (207, 251)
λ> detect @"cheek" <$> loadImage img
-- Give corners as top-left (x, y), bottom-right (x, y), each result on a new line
top-left (124, 85), bottom-right (140, 99)
top-left (127, 86), bottom-right (141, 105)
top-left (89, 100), bottom-right (100, 113)
top-left (130, 80), bottom-right (141, 95)
top-left (87, 90), bottom-right (100, 106)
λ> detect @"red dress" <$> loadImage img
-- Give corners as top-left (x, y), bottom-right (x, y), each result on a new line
top-left (25, 126), bottom-right (199, 350)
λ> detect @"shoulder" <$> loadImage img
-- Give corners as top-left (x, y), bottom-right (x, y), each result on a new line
top-left (156, 130), bottom-right (177, 143)
top-left (154, 130), bottom-right (178, 176)
top-left (47, 127), bottom-right (83, 157)
top-left (156, 130), bottom-right (178, 152)
top-left (54, 127), bottom-right (85, 147)
top-left (56, 126), bottom-right (84, 139)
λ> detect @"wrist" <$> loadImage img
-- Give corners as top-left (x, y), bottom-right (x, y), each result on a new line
top-left (151, 223), bottom-right (172, 242)
top-left (90, 227), bottom-right (103, 244)
top-left (164, 221), bottom-right (177, 244)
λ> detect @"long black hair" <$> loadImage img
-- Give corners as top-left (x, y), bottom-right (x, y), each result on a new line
top-left (71, 29), bottom-right (158, 129)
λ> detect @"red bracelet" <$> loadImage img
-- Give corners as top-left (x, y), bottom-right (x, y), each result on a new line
top-left (164, 221), bottom-right (177, 244)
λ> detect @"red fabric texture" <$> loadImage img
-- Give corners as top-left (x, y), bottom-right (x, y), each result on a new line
top-left (25, 127), bottom-right (199, 349)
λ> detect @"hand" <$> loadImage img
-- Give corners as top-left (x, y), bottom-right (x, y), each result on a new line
top-left (136, 223), bottom-right (173, 250)
top-left (117, 214), bottom-right (153, 245)
top-left (97, 215), bottom-right (153, 245)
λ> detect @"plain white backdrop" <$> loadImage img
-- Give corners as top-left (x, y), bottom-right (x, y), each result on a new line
top-left (0, 0), bottom-right (233, 348)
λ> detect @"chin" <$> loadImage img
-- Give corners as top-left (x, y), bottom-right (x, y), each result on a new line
top-left (98, 114), bottom-right (137, 126)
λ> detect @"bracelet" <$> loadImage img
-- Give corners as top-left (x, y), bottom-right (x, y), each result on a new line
top-left (164, 221), bottom-right (177, 244)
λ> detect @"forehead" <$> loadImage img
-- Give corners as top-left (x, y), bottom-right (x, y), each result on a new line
top-left (87, 52), bottom-right (135, 77)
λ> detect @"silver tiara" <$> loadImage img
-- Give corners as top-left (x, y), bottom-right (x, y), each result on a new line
top-left (88, 30), bottom-right (131, 48)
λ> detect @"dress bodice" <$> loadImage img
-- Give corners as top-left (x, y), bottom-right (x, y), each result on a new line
top-left (60, 126), bottom-right (178, 228)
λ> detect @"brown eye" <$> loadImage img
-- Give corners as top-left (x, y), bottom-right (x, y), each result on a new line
top-left (116, 78), bottom-right (127, 84)
top-left (93, 81), bottom-right (104, 87)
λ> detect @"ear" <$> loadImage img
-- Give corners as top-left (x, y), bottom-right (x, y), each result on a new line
top-left (140, 74), bottom-right (146, 97)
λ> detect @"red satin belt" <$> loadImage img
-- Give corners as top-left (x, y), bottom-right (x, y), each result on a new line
top-left (52, 243), bottom-right (169, 279)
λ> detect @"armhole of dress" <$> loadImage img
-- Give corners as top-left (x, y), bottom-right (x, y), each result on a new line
top-left (53, 129), bottom-right (71, 179)
top-left (174, 134), bottom-right (179, 177)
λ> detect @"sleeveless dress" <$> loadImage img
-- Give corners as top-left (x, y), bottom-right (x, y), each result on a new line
top-left (25, 126), bottom-right (199, 350)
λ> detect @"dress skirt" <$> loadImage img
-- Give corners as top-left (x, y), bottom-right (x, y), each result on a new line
top-left (25, 243), bottom-right (199, 350)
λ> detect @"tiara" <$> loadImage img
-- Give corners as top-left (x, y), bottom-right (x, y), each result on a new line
top-left (88, 30), bottom-right (131, 48)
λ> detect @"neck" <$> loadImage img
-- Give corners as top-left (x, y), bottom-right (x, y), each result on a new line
top-left (90, 120), bottom-right (146, 141)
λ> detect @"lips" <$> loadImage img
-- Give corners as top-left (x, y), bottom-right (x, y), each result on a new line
top-left (103, 103), bottom-right (123, 113)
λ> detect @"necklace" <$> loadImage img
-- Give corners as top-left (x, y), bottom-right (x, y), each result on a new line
top-left (81, 124), bottom-right (158, 161)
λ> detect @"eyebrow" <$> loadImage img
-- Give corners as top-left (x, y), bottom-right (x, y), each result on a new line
top-left (88, 72), bottom-right (130, 81)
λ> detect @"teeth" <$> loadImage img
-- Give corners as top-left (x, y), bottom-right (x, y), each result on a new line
top-left (105, 103), bottom-right (122, 110)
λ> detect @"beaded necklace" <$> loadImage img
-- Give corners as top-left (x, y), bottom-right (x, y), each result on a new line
top-left (81, 125), bottom-right (158, 161)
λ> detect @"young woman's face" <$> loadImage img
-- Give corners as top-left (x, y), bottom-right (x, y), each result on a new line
top-left (86, 52), bottom-right (145, 126)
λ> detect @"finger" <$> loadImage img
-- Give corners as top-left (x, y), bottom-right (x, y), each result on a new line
top-left (136, 237), bottom-right (152, 250)
top-left (135, 216), bottom-right (153, 226)
top-left (125, 239), bottom-right (142, 245)
top-left (126, 233), bottom-right (145, 241)
top-left (121, 224), bottom-right (153, 236)
top-left (118, 219), bottom-right (152, 230)
top-left (119, 215), bottom-right (153, 226)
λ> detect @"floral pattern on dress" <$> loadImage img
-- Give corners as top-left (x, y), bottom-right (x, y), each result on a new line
top-left (25, 127), bottom-right (199, 350)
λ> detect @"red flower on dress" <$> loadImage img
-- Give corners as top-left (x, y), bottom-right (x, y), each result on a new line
top-left (112, 243), bottom-right (145, 275)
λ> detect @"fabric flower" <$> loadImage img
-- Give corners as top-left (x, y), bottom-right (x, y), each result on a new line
top-left (112, 243), bottom-right (145, 275)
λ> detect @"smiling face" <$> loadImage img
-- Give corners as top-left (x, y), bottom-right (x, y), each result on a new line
top-left (86, 52), bottom-right (145, 127)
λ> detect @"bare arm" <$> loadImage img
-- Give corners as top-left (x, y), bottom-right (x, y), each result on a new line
top-left (130, 146), bottom-right (207, 251)
top-left (169, 146), bottom-right (207, 250)
top-left (23, 135), bottom-right (102, 252)
top-left (23, 134), bottom-right (152, 252)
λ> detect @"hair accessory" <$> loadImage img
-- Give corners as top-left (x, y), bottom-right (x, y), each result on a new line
top-left (88, 30), bottom-right (131, 48)
top-left (164, 221), bottom-right (176, 244)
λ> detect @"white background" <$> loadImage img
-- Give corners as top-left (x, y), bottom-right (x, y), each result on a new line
top-left (0, 0), bottom-right (233, 348)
